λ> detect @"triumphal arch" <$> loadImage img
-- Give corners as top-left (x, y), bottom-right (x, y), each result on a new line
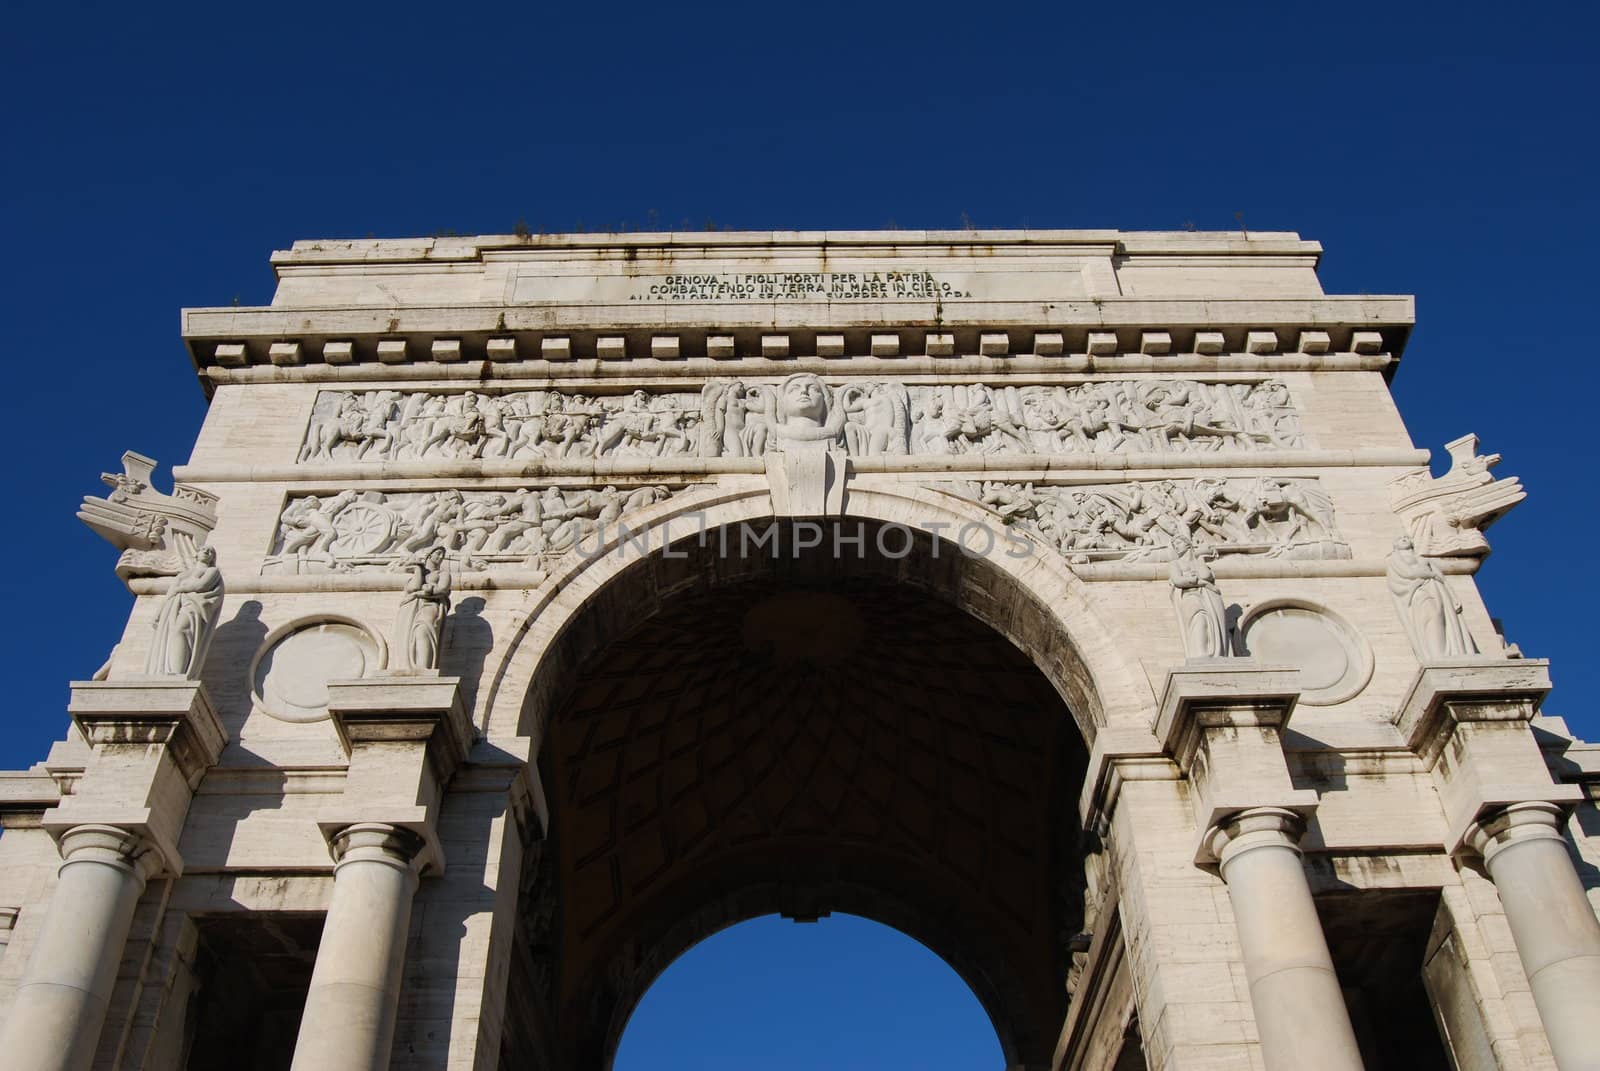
top-left (0, 230), bottom-right (1597, 1071)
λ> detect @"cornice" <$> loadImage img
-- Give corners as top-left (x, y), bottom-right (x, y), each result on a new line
top-left (267, 228), bottom-right (1321, 268)
top-left (182, 298), bottom-right (1412, 385)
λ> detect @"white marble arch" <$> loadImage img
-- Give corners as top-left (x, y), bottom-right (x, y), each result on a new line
top-left (475, 476), bottom-right (1156, 754)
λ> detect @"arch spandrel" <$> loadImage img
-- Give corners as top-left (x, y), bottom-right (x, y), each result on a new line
top-left (482, 477), bottom-right (1157, 756)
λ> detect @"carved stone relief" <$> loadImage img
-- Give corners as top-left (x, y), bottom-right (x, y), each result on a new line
top-left (1389, 434), bottom-right (1524, 557)
top-left (296, 379), bottom-right (1305, 463)
top-left (252, 619), bottom-right (384, 722)
top-left (945, 476), bottom-right (1350, 563)
top-left (262, 485), bottom-right (681, 575)
top-left (78, 451), bottom-right (220, 579)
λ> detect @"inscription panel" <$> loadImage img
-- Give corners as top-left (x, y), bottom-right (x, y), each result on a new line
top-left (510, 266), bottom-right (1091, 304)
top-left (628, 271), bottom-right (974, 302)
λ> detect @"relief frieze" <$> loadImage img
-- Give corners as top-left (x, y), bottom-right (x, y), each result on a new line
top-left (262, 484), bottom-right (681, 575)
top-left (297, 378), bottom-right (1305, 464)
top-left (946, 476), bottom-right (1350, 564)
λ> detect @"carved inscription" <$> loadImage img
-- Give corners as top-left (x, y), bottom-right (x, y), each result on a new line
top-left (629, 271), bottom-right (974, 302)
top-left (263, 485), bottom-right (681, 575)
top-left (948, 477), bottom-right (1350, 563)
top-left (298, 379), bottom-right (1304, 464)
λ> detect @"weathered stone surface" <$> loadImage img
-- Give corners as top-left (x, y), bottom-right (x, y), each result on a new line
top-left (3, 229), bottom-right (1593, 1071)
top-left (263, 484), bottom-right (681, 575)
top-left (946, 475), bottom-right (1350, 563)
top-left (294, 377), bottom-right (1309, 465)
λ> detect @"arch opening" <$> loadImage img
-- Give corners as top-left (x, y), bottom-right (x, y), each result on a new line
top-left (499, 519), bottom-right (1099, 1071)
top-left (613, 913), bottom-right (1006, 1071)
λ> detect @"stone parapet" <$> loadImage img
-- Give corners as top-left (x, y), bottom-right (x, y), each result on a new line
top-left (184, 229), bottom-right (1411, 385)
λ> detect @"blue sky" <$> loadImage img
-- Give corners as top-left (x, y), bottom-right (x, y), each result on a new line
top-left (3, 2), bottom-right (1597, 1065)
top-left (615, 914), bottom-right (1003, 1069)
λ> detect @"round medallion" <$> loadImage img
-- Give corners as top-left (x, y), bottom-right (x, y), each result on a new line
top-left (252, 619), bottom-right (384, 722)
top-left (1237, 602), bottom-right (1372, 706)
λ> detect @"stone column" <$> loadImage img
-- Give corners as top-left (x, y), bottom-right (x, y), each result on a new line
top-left (1395, 659), bottom-right (1596, 1070)
top-left (1156, 663), bottom-right (1363, 1071)
top-left (1204, 808), bottom-right (1364, 1070)
top-left (0, 826), bottom-right (160, 1071)
top-left (290, 823), bottom-right (425, 1071)
top-left (290, 676), bottom-right (470, 1071)
top-left (0, 680), bottom-right (224, 1071)
top-left (1466, 803), bottom-right (1600, 1071)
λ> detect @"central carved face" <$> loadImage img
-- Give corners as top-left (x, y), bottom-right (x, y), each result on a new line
top-left (781, 374), bottom-right (827, 425)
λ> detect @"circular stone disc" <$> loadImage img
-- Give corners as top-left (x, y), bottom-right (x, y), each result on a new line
top-left (254, 622), bottom-right (379, 722)
top-left (1240, 605), bottom-right (1370, 705)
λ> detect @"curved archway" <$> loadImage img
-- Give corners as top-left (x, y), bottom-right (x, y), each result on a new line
top-left (614, 914), bottom-right (1006, 1071)
top-left (480, 478), bottom-right (1154, 749)
top-left (498, 521), bottom-right (1097, 1071)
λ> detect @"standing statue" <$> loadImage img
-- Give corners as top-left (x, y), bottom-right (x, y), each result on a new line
top-left (145, 545), bottom-right (224, 678)
top-left (1387, 536), bottom-right (1473, 659)
top-left (395, 546), bottom-right (452, 672)
top-left (1169, 538), bottom-right (1230, 659)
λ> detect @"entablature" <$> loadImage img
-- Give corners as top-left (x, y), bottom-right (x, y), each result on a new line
top-left (183, 301), bottom-right (1411, 393)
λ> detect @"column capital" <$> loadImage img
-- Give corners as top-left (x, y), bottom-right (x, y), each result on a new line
top-left (1461, 800), bottom-right (1573, 864)
top-left (55, 823), bottom-right (164, 885)
top-left (328, 821), bottom-right (428, 874)
top-left (1201, 806), bottom-right (1307, 870)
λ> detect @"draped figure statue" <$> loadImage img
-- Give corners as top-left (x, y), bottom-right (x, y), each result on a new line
top-left (1169, 538), bottom-right (1230, 659)
top-left (395, 546), bottom-right (452, 672)
top-left (1387, 535), bottom-right (1473, 659)
top-left (145, 545), bottom-right (224, 678)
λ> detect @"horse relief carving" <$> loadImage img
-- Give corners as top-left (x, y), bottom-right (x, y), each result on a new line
top-left (296, 379), bottom-right (1305, 464)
